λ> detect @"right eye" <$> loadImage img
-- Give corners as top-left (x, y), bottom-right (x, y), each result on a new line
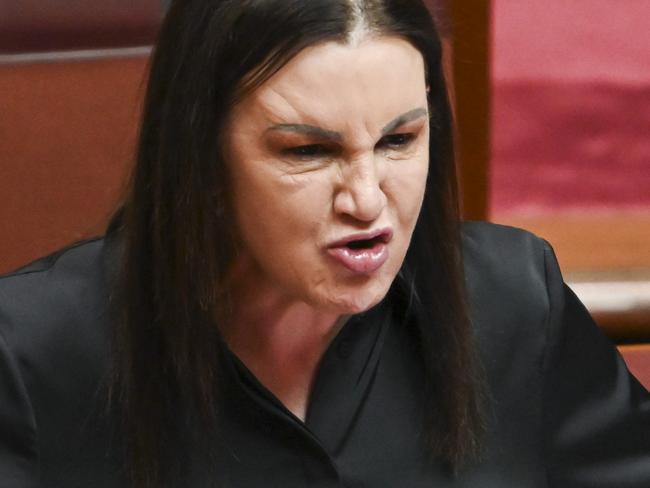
top-left (284, 144), bottom-right (329, 159)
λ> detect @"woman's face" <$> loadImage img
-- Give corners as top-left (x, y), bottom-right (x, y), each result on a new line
top-left (224, 36), bottom-right (430, 314)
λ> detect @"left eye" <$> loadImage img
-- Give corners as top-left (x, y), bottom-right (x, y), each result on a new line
top-left (376, 133), bottom-right (416, 150)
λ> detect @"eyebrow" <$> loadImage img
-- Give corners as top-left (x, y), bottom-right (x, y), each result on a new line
top-left (266, 106), bottom-right (428, 141)
top-left (380, 107), bottom-right (428, 135)
top-left (266, 123), bottom-right (343, 142)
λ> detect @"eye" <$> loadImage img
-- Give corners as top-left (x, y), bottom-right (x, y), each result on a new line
top-left (284, 144), bottom-right (330, 159)
top-left (376, 133), bottom-right (416, 150)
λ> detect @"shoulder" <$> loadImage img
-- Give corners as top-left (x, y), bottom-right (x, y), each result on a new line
top-left (461, 220), bottom-right (550, 270)
top-left (460, 220), bottom-right (555, 303)
top-left (0, 236), bottom-right (108, 296)
top-left (0, 236), bottom-right (110, 325)
top-left (459, 221), bottom-right (563, 371)
top-left (0, 236), bottom-right (115, 389)
top-left (0, 235), bottom-right (124, 482)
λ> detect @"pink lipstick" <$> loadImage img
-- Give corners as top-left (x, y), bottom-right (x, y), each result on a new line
top-left (327, 228), bottom-right (393, 274)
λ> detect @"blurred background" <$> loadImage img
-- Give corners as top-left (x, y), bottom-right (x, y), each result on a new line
top-left (0, 0), bottom-right (648, 384)
top-left (490, 0), bottom-right (650, 339)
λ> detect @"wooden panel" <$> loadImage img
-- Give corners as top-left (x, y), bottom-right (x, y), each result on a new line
top-left (0, 55), bottom-right (148, 273)
top-left (449, 1), bottom-right (491, 221)
top-left (619, 344), bottom-right (650, 391)
top-left (494, 213), bottom-right (650, 272)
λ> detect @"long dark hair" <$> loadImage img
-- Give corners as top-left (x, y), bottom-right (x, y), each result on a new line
top-left (110, 0), bottom-right (484, 486)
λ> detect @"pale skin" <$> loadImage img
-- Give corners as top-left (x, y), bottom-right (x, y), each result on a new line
top-left (221, 35), bottom-right (430, 421)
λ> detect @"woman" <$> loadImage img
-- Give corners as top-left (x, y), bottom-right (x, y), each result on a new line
top-left (0, 0), bottom-right (648, 487)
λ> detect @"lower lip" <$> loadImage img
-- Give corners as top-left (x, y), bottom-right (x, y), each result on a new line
top-left (327, 243), bottom-right (389, 274)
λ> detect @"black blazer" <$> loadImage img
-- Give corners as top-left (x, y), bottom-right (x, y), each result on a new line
top-left (1, 222), bottom-right (648, 487)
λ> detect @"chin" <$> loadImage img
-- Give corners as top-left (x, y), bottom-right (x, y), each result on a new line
top-left (317, 280), bottom-right (391, 315)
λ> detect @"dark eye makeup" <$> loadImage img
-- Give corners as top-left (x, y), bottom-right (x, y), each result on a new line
top-left (283, 144), bottom-right (332, 159)
top-left (376, 133), bottom-right (416, 150)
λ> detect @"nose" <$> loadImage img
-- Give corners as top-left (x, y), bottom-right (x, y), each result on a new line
top-left (333, 156), bottom-right (387, 222)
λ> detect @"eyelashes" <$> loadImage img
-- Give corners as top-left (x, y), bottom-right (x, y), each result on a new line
top-left (284, 144), bottom-right (331, 159)
top-left (282, 132), bottom-right (418, 161)
top-left (376, 133), bottom-right (416, 150)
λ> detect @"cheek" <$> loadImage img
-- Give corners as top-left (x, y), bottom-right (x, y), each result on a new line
top-left (384, 159), bottom-right (429, 221)
top-left (262, 176), bottom-right (334, 243)
top-left (233, 167), bottom-right (334, 264)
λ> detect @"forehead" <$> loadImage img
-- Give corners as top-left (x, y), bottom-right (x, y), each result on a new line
top-left (230, 36), bottom-right (428, 131)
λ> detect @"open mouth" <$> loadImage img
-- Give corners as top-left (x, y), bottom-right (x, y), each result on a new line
top-left (345, 235), bottom-right (386, 250)
top-left (327, 228), bottom-right (393, 274)
top-left (329, 228), bottom-right (393, 250)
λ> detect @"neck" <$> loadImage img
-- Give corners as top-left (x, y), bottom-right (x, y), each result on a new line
top-left (224, 296), bottom-right (345, 367)
top-left (222, 263), bottom-right (348, 421)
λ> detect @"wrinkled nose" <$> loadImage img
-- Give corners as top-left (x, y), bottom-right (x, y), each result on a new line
top-left (333, 157), bottom-right (387, 222)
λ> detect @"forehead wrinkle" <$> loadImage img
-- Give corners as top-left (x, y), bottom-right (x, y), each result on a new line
top-left (254, 86), bottom-right (303, 123)
top-left (256, 85), bottom-right (330, 129)
top-left (255, 85), bottom-right (348, 143)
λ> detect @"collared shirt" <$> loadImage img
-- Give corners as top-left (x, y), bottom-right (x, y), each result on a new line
top-left (212, 298), bottom-right (436, 487)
